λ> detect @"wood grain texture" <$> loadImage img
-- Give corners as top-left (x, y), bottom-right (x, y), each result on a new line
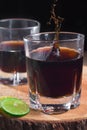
top-left (0, 51), bottom-right (87, 130)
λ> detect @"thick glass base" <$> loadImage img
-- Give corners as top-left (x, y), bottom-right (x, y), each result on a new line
top-left (29, 92), bottom-right (72, 114)
top-left (0, 72), bottom-right (27, 86)
top-left (41, 103), bottom-right (71, 114)
top-left (71, 91), bottom-right (81, 109)
top-left (0, 77), bottom-right (27, 86)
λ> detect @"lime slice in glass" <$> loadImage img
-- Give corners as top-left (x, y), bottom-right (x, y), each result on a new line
top-left (1, 97), bottom-right (30, 116)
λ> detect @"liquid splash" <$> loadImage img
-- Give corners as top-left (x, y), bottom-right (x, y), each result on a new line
top-left (46, 0), bottom-right (64, 61)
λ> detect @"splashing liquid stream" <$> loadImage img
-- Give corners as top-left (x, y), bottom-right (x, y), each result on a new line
top-left (46, 0), bottom-right (64, 61)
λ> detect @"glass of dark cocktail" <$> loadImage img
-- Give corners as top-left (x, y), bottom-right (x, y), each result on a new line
top-left (24, 32), bottom-right (84, 114)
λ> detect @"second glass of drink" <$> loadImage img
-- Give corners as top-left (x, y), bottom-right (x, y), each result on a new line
top-left (0, 18), bottom-right (40, 86)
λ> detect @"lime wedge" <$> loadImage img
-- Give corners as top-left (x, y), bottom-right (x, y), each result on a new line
top-left (0, 96), bottom-right (12, 108)
top-left (0, 96), bottom-right (13, 116)
top-left (1, 97), bottom-right (30, 117)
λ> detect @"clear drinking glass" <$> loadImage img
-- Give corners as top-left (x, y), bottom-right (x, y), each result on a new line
top-left (0, 18), bottom-right (40, 86)
top-left (24, 32), bottom-right (84, 114)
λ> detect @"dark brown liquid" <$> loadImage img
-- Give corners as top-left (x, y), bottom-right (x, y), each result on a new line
top-left (0, 41), bottom-right (26, 73)
top-left (26, 47), bottom-right (83, 98)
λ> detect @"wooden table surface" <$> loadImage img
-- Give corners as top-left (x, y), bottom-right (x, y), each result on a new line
top-left (0, 51), bottom-right (87, 130)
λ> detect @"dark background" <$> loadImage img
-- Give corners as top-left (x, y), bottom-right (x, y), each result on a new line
top-left (0, 0), bottom-right (87, 50)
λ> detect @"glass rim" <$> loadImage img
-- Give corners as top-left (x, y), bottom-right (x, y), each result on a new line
top-left (0, 18), bottom-right (40, 30)
top-left (24, 31), bottom-right (85, 42)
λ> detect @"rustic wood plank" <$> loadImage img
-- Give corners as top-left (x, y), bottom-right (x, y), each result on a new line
top-left (0, 51), bottom-right (87, 130)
